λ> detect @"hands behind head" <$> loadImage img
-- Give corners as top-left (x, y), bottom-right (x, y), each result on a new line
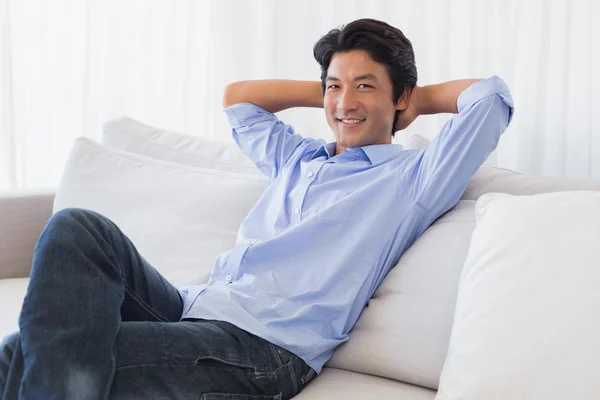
top-left (394, 85), bottom-right (421, 132)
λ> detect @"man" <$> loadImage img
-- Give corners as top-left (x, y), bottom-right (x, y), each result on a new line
top-left (0, 18), bottom-right (513, 399)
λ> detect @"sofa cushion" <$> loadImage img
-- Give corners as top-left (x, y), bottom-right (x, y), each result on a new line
top-left (326, 201), bottom-right (476, 389)
top-left (53, 138), bottom-right (269, 288)
top-left (436, 191), bottom-right (600, 399)
top-left (102, 117), bottom-right (263, 176)
top-left (0, 278), bottom-right (29, 339)
top-left (293, 367), bottom-right (436, 400)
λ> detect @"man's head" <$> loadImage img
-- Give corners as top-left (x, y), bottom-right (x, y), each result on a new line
top-left (313, 18), bottom-right (417, 153)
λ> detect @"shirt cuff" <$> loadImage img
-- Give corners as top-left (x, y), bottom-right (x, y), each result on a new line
top-left (224, 102), bottom-right (275, 129)
top-left (457, 76), bottom-right (515, 123)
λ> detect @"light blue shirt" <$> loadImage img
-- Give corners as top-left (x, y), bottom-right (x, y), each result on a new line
top-left (180, 76), bottom-right (514, 373)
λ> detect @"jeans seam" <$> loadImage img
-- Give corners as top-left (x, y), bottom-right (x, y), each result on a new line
top-left (286, 359), bottom-right (299, 395)
top-left (267, 343), bottom-right (283, 368)
top-left (123, 283), bottom-right (170, 322)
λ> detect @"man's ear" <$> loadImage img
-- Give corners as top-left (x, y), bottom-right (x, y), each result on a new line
top-left (395, 85), bottom-right (411, 111)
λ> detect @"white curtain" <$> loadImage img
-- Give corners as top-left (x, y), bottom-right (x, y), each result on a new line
top-left (1, 0), bottom-right (599, 190)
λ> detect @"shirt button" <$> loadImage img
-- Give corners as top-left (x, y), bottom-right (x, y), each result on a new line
top-left (225, 275), bottom-right (232, 281)
top-left (307, 172), bottom-right (313, 178)
top-left (294, 208), bottom-right (300, 215)
top-left (244, 240), bottom-right (250, 245)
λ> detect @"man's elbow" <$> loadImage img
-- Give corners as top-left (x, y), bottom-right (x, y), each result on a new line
top-left (484, 77), bottom-right (514, 126)
top-left (475, 93), bottom-right (514, 131)
top-left (489, 93), bottom-right (514, 129)
top-left (222, 81), bottom-right (246, 108)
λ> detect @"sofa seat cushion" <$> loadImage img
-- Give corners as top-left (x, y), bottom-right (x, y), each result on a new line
top-left (293, 367), bottom-right (436, 400)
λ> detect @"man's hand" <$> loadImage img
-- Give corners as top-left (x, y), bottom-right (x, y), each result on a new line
top-left (394, 79), bottom-right (483, 132)
top-left (394, 86), bottom-right (421, 131)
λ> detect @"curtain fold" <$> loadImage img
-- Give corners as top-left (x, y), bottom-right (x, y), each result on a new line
top-left (1, 0), bottom-right (599, 190)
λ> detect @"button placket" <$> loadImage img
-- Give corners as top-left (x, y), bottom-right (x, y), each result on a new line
top-left (222, 241), bottom-right (252, 285)
top-left (293, 160), bottom-right (326, 221)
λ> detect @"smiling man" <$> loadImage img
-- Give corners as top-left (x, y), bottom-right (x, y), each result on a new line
top-left (0, 18), bottom-right (513, 400)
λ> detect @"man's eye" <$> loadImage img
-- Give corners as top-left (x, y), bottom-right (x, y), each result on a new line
top-left (358, 84), bottom-right (372, 89)
top-left (327, 85), bottom-right (339, 90)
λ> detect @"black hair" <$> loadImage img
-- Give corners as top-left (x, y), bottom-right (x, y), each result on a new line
top-left (313, 18), bottom-right (417, 137)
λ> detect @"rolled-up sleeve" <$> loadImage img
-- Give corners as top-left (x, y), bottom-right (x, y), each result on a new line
top-left (225, 103), bottom-right (312, 180)
top-left (403, 76), bottom-right (514, 215)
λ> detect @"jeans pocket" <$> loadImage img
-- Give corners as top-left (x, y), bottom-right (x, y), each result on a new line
top-left (267, 342), bottom-right (293, 367)
top-left (194, 354), bottom-right (255, 371)
top-left (300, 366), bottom-right (316, 386)
top-left (200, 393), bottom-right (282, 400)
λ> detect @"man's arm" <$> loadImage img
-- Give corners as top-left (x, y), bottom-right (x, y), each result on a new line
top-left (222, 80), bottom-right (323, 180)
top-left (401, 76), bottom-right (514, 216)
top-left (223, 80), bottom-right (324, 113)
top-left (414, 79), bottom-right (482, 114)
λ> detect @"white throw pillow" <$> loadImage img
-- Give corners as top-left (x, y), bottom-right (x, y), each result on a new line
top-left (436, 191), bottom-right (600, 400)
top-left (53, 137), bottom-right (269, 287)
top-left (102, 117), bottom-right (263, 176)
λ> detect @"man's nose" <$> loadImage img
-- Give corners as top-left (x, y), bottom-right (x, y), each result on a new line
top-left (338, 90), bottom-right (359, 111)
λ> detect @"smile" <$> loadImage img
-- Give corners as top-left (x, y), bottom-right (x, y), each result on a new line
top-left (337, 118), bottom-right (366, 127)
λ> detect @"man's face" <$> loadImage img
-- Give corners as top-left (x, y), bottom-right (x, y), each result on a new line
top-left (324, 49), bottom-right (398, 155)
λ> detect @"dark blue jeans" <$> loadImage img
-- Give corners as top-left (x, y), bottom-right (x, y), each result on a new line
top-left (0, 208), bottom-right (316, 399)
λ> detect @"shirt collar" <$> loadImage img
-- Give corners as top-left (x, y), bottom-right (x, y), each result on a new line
top-left (311, 142), bottom-right (337, 160)
top-left (311, 142), bottom-right (404, 164)
top-left (361, 143), bottom-right (405, 164)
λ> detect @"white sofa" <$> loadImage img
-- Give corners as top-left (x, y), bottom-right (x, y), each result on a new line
top-left (2, 118), bottom-right (600, 399)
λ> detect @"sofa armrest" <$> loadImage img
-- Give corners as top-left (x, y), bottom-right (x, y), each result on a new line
top-left (0, 188), bottom-right (55, 279)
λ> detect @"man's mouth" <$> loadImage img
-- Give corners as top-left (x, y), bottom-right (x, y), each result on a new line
top-left (337, 118), bottom-right (366, 126)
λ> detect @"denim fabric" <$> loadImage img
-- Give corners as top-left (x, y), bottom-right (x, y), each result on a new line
top-left (0, 208), bottom-right (315, 399)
